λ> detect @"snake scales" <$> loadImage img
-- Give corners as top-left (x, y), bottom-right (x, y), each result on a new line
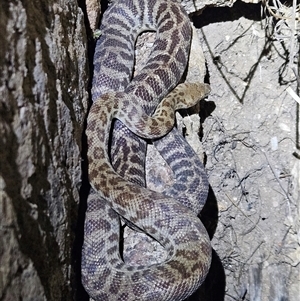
top-left (82, 0), bottom-right (212, 300)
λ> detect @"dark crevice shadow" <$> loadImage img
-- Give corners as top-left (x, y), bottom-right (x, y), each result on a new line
top-left (77, 0), bottom-right (110, 97)
top-left (73, 0), bottom-right (113, 299)
top-left (72, 124), bottom-right (90, 301)
top-left (185, 186), bottom-right (225, 301)
top-left (73, 0), bottom-right (94, 299)
top-left (77, 0), bottom-right (96, 97)
top-left (192, 1), bottom-right (263, 28)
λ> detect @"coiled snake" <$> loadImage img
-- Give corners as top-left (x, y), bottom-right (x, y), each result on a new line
top-left (82, 0), bottom-right (212, 300)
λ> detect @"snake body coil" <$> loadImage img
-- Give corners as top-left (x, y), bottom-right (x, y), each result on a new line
top-left (82, 0), bottom-right (212, 300)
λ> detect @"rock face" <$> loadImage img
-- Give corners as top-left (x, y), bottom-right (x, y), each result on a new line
top-left (0, 1), bottom-right (88, 300)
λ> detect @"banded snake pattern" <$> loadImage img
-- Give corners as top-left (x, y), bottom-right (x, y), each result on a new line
top-left (82, 0), bottom-right (212, 300)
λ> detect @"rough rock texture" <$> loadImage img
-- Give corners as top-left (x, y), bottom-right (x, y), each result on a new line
top-left (197, 3), bottom-right (300, 300)
top-left (0, 0), bottom-right (88, 300)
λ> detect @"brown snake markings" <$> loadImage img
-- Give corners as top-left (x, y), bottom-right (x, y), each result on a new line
top-left (81, 0), bottom-right (212, 300)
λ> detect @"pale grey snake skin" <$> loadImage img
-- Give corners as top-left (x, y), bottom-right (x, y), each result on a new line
top-left (81, 0), bottom-right (212, 300)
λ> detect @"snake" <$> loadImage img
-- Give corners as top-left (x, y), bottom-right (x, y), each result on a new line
top-left (81, 0), bottom-right (212, 300)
